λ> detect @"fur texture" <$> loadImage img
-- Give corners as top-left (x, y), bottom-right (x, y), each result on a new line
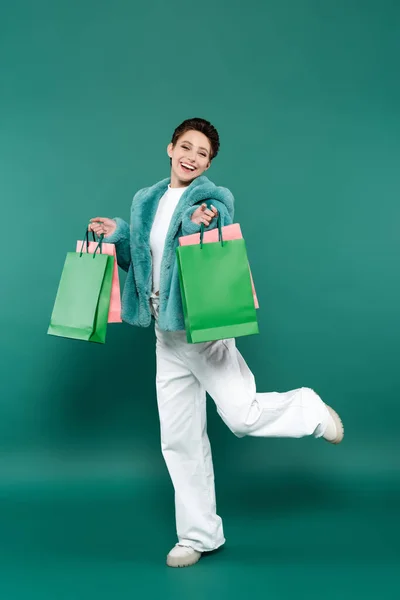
top-left (104, 175), bottom-right (235, 331)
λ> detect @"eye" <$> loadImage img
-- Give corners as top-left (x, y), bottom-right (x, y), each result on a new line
top-left (200, 152), bottom-right (207, 157)
top-left (182, 145), bottom-right (190, 150)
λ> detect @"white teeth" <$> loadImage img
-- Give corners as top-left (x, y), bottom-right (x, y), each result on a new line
top-left (181, 163), bottom-right (195, 170)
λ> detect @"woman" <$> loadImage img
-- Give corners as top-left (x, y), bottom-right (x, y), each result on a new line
top-left (89, 117), bottom-right (344, 568)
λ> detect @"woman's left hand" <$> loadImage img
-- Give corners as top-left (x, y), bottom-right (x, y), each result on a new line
top-left (191, 204), bottom-right (218, 227)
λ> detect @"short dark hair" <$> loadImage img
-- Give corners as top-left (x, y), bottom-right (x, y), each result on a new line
top-left (170, 117), bottom-right (220, 161)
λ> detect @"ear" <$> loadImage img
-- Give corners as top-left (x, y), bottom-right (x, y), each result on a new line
top-left (167, 143), bottom-right (174, 159)
top-left (204, 160), bottom-right (211, 171)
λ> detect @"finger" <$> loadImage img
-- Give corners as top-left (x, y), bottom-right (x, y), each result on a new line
top-left (210, 205), bottom-right (218, 215)
top-left (200, 203), bottom-right (207, 212)
top-left (204, 209), bottom-right (215, 218)
top-left (90, 217), bottom-right (107, 223)
top-left (91, 226), bottom-right (105, 235)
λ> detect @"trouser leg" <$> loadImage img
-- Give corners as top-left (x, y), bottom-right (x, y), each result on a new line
top-left (155, 324), bottom-right (225, 552)
top-left (173, 335), bottom-right (329, 439)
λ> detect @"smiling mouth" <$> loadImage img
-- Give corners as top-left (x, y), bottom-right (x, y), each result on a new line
top-left (180, 162), bottom-right (196, 173)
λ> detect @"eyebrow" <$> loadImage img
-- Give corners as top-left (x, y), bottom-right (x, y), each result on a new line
top-left (181, 140), bottom-right (210, 154)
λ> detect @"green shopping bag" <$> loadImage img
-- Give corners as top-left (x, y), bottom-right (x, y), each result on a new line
top-left (48, 231), bottom-right (114, 344)
top-left (176, 217), bottom-right (259, 343)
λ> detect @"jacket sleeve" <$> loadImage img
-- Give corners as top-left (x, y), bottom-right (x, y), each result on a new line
top-left (181, 198), bottom-right (234, 236)
top-left (103, 217), bottom-right (131, 272)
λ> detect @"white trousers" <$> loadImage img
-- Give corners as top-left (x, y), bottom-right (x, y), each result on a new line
top-left (152, 300), bottom-right (330, 553)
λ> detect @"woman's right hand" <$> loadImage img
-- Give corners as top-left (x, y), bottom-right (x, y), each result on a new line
top-left (88, 217), bottom-right (117, 238)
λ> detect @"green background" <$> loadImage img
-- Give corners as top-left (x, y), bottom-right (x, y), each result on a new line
top-left (1, 0), bottom-right (399, 597)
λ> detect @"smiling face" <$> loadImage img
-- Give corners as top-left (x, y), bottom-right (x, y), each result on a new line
top-left (167, 129), bottom-right (212, 188)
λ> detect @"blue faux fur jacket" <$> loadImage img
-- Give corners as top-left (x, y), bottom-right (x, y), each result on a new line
top-left (104, 175), bottom-right (235, 331)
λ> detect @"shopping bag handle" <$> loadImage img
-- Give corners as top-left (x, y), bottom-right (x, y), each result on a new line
top-left (79, 228), bottom-right (105, 258)
top-left (200, 200), bottom-right (223, 249)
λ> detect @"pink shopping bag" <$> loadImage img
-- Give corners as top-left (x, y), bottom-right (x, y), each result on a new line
top-left (179, 223), bottom-right (259, 309)
top-left (76, 240), bottom-right (122, 323)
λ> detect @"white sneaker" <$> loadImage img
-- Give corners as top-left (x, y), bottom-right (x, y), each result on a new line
top-left (322, 404), bottom-right (344, 444)
top-left (166, 544), bottom-right (202, 568)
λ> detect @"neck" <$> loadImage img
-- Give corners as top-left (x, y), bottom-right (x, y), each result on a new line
top-left (170, 170), bottom-right (192, 189)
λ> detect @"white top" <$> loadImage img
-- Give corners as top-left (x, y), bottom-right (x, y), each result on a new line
top-left (150, 184), bottom-right (186, 294)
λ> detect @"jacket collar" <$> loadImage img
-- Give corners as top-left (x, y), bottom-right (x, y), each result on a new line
top-left (131, 175), bottom-right (216, 245)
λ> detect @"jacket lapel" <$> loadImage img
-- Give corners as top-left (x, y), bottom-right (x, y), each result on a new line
top-left (130, 178), bottom-right (169, 296)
